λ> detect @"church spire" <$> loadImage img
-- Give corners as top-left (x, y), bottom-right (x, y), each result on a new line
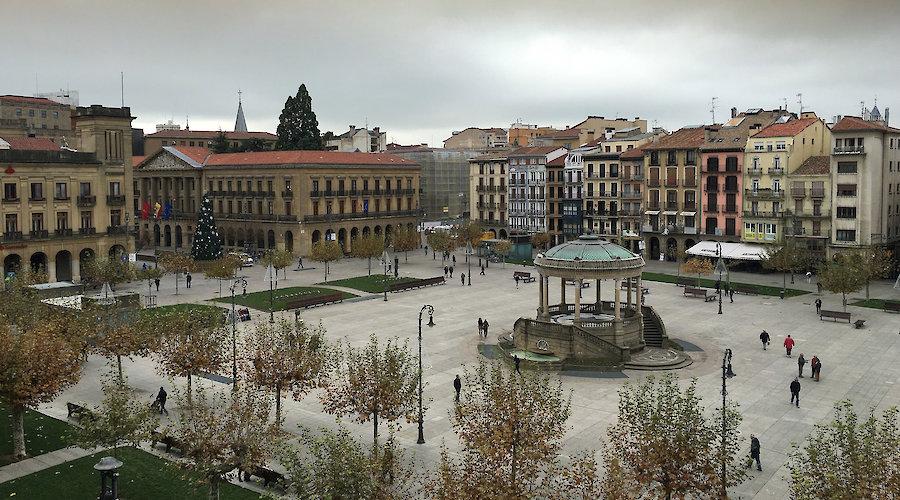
top-left (234, 89), bottom-right (248, 132)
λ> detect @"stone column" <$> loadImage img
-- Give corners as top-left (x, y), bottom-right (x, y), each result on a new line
top-left (538, 273), bottom-right (544, 317)
top-left (542, 275), bottom-right (549, 317)
top-left (574, 278), bottom-right (582, 323)
top-left (596, 279), bottom-right (602, 312)
top-left (626, 278), bottom-right (632, 311)
top-left (636, 274), bottom-right (643, 315)
top-left (71, 258), bottom-right (80, 283)
top-left (47, 259), bottom-right (56, 282)
top-left (614, 279), bottom-right (622, 321)
top-left (560, 277), bottom-right (566, 310)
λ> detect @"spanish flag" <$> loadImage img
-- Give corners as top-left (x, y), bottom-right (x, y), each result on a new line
top-left (154, 202), bottom-right (162, 219)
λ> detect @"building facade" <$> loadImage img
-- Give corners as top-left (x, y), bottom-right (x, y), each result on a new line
top-left (134, 148), bottom-right (421, 257)
top-left (143, 130), bottom-right (278, 156)
top-left (829, 114), bottom-right (900, 253)
top-left (443, 127), bottom-right (507, 150)
top-left (1, 105), bottom-right (135, 282)
top-left (507, 146), bottom-right (566, 237)
top-left (0, 95), bottom-right (73, 144)
top-left (326, 126), bottom-right (387, 152)
top-left (785, 156), bottom-right (831, 258)
top-left (469, 151), bottom-right (509, 238)
top-left (387, 147), bottom-right (476, 221)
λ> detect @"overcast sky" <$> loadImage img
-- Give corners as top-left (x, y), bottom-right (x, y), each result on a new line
top-left (4, 1), bottom-right (899, 146)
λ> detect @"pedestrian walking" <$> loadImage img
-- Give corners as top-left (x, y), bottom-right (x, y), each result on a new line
top-left (811, 356), bottom-right (821, 381)
top-left (514, 354), bottom-right (521, 374)
top-left (478, 318), bottom-right (483, 336)
top-left (806, 271), bottom-right (812, 284)
top-left (759, 330), bottom-right (770, 350)
top-left (453, 375), bottom-right (461, 402)
top-left (515, 275), bottom-right (520, 289)
top-left (816, 282), bottom-right (822, 294)
top-left (186, 272), bottom-right (192, 289)
top-left (729, 288), bottom-right (734, 303)
top-left (142, 263), bottom-right (148, 271)
top-left (784, 334), bottom-right (795, 357)
top-left (747, 435), bottom-right (762, 471)
top-left (480, 265), bottom-right (485, 276)
top-left (449, 265), bottom-right (454, 278)
top-left (814, 298), bottom-right (822, 314)
top-left (461, 273), bottom-right (465, 285)
top-left (443, 266), bottom-right (448, 277)
top-left (155, 386), bottom-right (168, 415)
top-left (483, 319), bottom-right (489, 338)
top-left (790, 377), bottom-right (801, 407)
top-left (424, 245), bottom-right (428, 255)
top-left (452, 254), bottom-right (456, 264)
top-left (154, 277), bottom-right (160, 292)
top-left (298, 257), bottom-right (304, 269)
top-left (798, 353), bottom-right (806, 378)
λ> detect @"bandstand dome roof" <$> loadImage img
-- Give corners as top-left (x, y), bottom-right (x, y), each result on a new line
top-left (535, 235), bottom-right (644, 277)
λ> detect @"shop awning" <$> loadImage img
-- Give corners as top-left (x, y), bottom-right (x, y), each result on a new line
top-left (644, 210), bottom-right (660, 215)
top-left (686, 241), bottom-right (774, 261)
top-left (662, 210), bottom-right (678, 215)
top-left (681, 211), bottom-right (696, 216)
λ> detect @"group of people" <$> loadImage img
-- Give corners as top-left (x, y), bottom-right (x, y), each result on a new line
top-left (443, 265), bottom-right (454, 279)
top-left (476, 318), bottom-right (490, 338)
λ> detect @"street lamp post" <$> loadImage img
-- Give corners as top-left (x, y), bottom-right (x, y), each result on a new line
top-left (466, 242), bottom-right (472, 286)
top-left (230, 276), bottom-right (248, 389)
top-left (720, 348), bottom-right (732, 498)
top-left (715, 242), bottom-right (727, 315)
top-left (417, 304), bottom-right (435, 444)
top-left (382, 249), bottom-right (389, 302)
top-left (267, 264), bottom-right (275, 324)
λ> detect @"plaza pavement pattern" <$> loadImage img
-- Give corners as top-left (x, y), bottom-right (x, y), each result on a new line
top-left (22, 251), bottom-right (900, 499)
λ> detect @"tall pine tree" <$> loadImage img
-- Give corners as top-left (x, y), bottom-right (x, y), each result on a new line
top-left (211, 131), bottom-right (230, 153)
top-left (190, 195), bottom-right (223, 261)
top-left (276, 84), bottom-right (324, 150)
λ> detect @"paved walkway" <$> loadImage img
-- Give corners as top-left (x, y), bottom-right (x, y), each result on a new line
top-left (0, 446), bottom-right (96, 483)
top-left (24, 249), bottom-right (900, 499)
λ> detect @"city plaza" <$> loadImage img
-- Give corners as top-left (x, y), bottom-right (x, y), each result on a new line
top-left (11, 246), bottom-right (900, 499)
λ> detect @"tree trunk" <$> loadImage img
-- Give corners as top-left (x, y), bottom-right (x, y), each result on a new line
top-left (373, 411), bottom-right (379, 450)
top-left (275, 382), bottom-right (282, 430)
top-left (783, 272), bottom-right (787, 293)
top-left (368, 257), bottom-right (372, 276)
top-left (187, 373), bottom-right (193, 408)
top-left (12, 404), bottom-right (26, 459)
top-left (175, 272), bottom-right (180, 295)
top-left (117, 354), bottom-right (123, 381)
top-left (866, 280), bottom-right (870, 300)
top-left (842, 293), bottom-right (848, 312)
top-left (208, 475), bottom-right (220, 500)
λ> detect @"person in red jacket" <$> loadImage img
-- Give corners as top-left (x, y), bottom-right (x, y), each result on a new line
top-left (784, 334), bottom-right (795, 357)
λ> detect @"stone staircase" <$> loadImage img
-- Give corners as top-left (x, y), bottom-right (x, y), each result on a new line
top-left (641, 306), bottom-right (665, 347)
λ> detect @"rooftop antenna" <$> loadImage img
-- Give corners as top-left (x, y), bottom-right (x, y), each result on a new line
top-left (120, 72), bottom-right (125, 107)
top-left (861, 100), bottom-right (866, 116)
top-left (782, 97), bottom-right (788, 110)
top-left (710, 97), bottom-right (718, 123)
top-left (797, 93), bottom-right (803, 114)
top-left (186, 115), bottom-right (190, 131)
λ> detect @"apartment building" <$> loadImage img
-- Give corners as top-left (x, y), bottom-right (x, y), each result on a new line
top-left (326, 125), bottom-right (387, 153)
top-left (829, 114), bottom-right (900, 253)
top-left (469, 151), bottom-right (509, 238)
top-left (618, 146), bottom-right (646, 253)
top-left (785, 156), bottom-right (831, 258)
top-left (508, 122), bottom-right (557, 147)
top-left (507, 146), bottom-right (566, 238)
top-left (143, 130), bottom-right (278, 156)
top-left (700, 109), bottom-right (792, 242)
top-left (444, 127), bottom-right (507, 150)
top-left (388, 146), bottom-right (476, 220)
top-left (1, 105), bottom-right (135, 282)
top-left (134, 148), bottom-right (421, 257)
top-left (642, 127), bottom-right (705, 261)
top-left (741, 114), bottom-right (830, 246)
top-left (0, 95), bottom-right (73, 144)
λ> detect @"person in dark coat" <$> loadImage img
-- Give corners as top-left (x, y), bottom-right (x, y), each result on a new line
top-left (759, 330), bottom-right (770, 350)
top-left (729, 288), bottom-right (734, 303)
top-left (449, 265), bottom-right (454, 278)
top-left (747, 435), bottom-right (762, 471)
top-left (185, 272), bottom-right (192, 288)
top-left (515, 275), bottom-right (520, 289)
top-left (514, 354), bottom-right (521, 374)
top-left (480, 265), bottom-right (485, 276)
top-left (811, 356), bottom-right (821, 381)
top-left (482, 319), bottom-right (489, 338)
top-left (477, 318), bottom-right (483, 336)
top-left (815, 298), bottom-right (822, 314)
top-left (798, 353), bottom-right (806, 378)
top-left (461, 273), bottom-right (465, 285)
top-left (154, 277), bottom-right (161, 291)
top-left (790, 377), bottom-right (801, 407)
top-left (453, 375), bottom-right (461, 402)
top-left (443, 266), bottom-right (448, 277)
top-left (155, 387), bottom-right (168, 415)
top-left (452, 254), bottom-right (456, 264)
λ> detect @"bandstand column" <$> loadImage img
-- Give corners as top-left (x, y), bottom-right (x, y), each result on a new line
top-left (537, 273), bottom-right (543, 315)
top-left (574, 278), bottom-right (582, 323)
top-left (614, 279), bottom-right (621, 321)
top-left (596, 279), bottom-right (602, 311)
top-left (636, 274), bottom-right (643, 314)
top-left (626, 278), bottom-right (632, 311)
top-left (541, 275), bottom-right (549, 317)
top-left (560, 277), bottom-right (566, 309)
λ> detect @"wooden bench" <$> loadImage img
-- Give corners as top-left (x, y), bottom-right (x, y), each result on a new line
top-left (883, 301), bottom-right (900, 313)
top-left (675, 276), bottom-right (694, 287)
top-left (513, 271), bottom-right (535, 283)
top-left (150, 430), bottom-right (187, 454)
top-left (684, 286), bottom-right (715, 302)
top-left (286, 292), bottom-right (344, 309)
top-left (620, 280), bottom-right (650, 295)
top-left (388, 276), bottom-right (445, 292)
top-left (66, 402), bottom-right (96, 421)
top-left (564, 279), bottom-right (590, 289)
top-left (854, 319), bottom-right (866, 329)
top-left (241, 466), bottom-right (289, 489)
top-left (820, 310), bottom-right (851, 323)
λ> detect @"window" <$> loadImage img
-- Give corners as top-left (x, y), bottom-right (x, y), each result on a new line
top-left (4, 214), bottom-right (17, 233)
top-left (776, 141), bottom-right (786, 150)
top-left (110, 210), bottom-right (121, 227)
top-left (80, 211), bottom-right (92, 229)
top-left (57, 212), bottom-right (68, 230)
top-left (754, 143), bottom-right (764, 151)
top-left (79, 182), bottom-right (91, 196)
top-left (666, 151), bottom-right (677, 165)
top-left (837, 162), bottom-right (858, 174)
top-left (30, 183), bottom-right (44, 200)
top-left (3, 183), bottom-right (17, 201)
top-left (685, 150), bottom-right (696, 165)
top-left (836, 230), bottom-right (856, 242)
top-left (41, 110), bottom-right (47, 118)
top-left (285, 201), bottom-right (292, 215)
top-left (15, 109), bottom-right (21, 116)
top-left (836, 207), bottom-right (857, 219)
top-left (836, 184), bottom-right (857, 197)
top-left (773, 156), bottom-right (782, 169)
top-left (53, 111), bottom-right (59, 118)
top-left (108, 181), bottom-right (121, 196)
top-left (650, 151), bottom-right (659, 165)
top-left (28, 109), bottom-right (35, 117)
top-left (752, 157), bottom-right (760, 169)
top-left (31, 213), bottom-right (44, 231)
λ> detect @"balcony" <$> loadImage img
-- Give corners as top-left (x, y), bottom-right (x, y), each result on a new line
top-left (747, 166), bottom-right (763, 176)
top-left (310, 190), bottom-right (321, 197)
top-left (743, 210), bottom-right (783, 219)
top-left (810, 188), bottom-right (825, 198)
top-left (791, 187), bottom-right (806, 197)
top-left (683, 202), bottom-right (697, 211)
top-left (54, 228), bottom-right (73, 237)
top-left (647, 202), bottom-right (660, 210)
top-left (641, 224), bottom-right (658, 233)
top-left (77, 195), bottom-right (96, 207)
top-left (648, 179), bottom-right (661, 187)
top-left (302, 209), bottom-right (423, 223)
top-left (785, 210), bottom-right (828, 219)
top-left (2, 197), bottom-right (20, 204)
top-left (768, 167), bottom-right (784, 175)
top-left (106, 195), bottom-right (126, 206)
top-left (29, 229), bottom-right (49, 239)
top-left (665, 202), bottom-right (679, 210)
top-left (282, 190), bottom-right (294, 198)
top-left (2, 231), bottom-right (24, 242)
top-left (683, 179), bottom-right (697, 188)
top-left (29, 196), bottom-right (46, 202)
top-left (833, 146), bottom-right (865, 155)
top-left (477, 202), bottom-right (499, 210)
top-left (54, 194), bottom-right (70, 201)
top-left (220, 213), bottom-right (300, 222)
top-left (78, 227), bottom-right (97, 235)
top-left (621, 191), bottom-right (642, 200)
top-left (107, 225), bottom-right (130, 235)
top-left (744, 188), bottom-right (784, 200)
top-left (665, 179), bottom-right (678, 187)
top-left (704, 185), bottom-right (719, 193)
top-left (723, 205), bottom-right (738, 214)
top-left (632, 173), bottom-right (645, 181)
top-left (684, 226), bottom-right (698, 235)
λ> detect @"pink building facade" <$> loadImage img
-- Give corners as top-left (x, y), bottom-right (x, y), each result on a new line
top-left (699, 150), bottom-right (743, 240)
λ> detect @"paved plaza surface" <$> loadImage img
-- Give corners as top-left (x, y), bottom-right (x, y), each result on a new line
top-left (33, 250), bottom-right (900, 499)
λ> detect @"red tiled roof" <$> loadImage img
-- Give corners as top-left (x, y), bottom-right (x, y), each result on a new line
top-left (1, 137), bottom-right (61, 151)
top-left (642, 127), bottom-right (706, 150)
top-left (508, 146), bottom-right (564, 156)
top-left (470, 151), bottom-right (509, 161)
top-left (536, 128), bottom-right (581, 140)
top-left (831, 116), bottom-right (900, 133)
top-left (146, 129), bottom-right (278, 140)
top-left (0, 95), bottom-right (66, 106)
top-left (131, 155), bottom-right (146, 168)
top-left (793, 156), bottom-right (830, 176)
top-left (619, 146), bottom-right (645, 160)
top-left (753, 118), bottom-right (817, 138)
top-left (546, 155), bottom-right (566, 167)
top-left (171, 146), bottom-right (213, 165)
top-left (203, 150), bottom-right (418, 167)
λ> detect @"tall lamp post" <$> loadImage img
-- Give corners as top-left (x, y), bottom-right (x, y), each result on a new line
top-left (266, 263), bottom-right (275, 324)
top-left (382, 249), bottom-right (390, 302)
top-left (466, 242), bottom-right (472, 286)
top-left (416, 304), bottom-right (435, 444)
top-left (715, 242), bottom-right (727, 315)
top-left (720, 347), bottom-right (733, 498)
top-left (230, 276), bottom-right (248, 389)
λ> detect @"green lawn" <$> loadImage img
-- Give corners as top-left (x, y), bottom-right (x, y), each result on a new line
top-left (0, 402), bottom-right (76, 465)
top-left (0, 446), bottom-right (263, 499)
top-left (641, 272), bottom-right (809, 297)
top-left (212, 286), bottom-right (355, 312)
top-left (322, 274), bottom-right (419, 293)
top-left (141, 303), bottom-right (227, 317)
top-left (851, 298), bottom-right (900, 310)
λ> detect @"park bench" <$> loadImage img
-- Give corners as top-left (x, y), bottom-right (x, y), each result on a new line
top-left (286, 292), bottom-right (344, 309)
top-left (620, 279), bottom-right (650, 295)
top-left (854, 319), bottom-right (866, 329)
top-left (819, 310), bottom-right (851, 323)
top-left (564, 279), bottom-right (590, 289)
top-left (513, 271), bottom-right (535, 283)
top-left (389, 276), bottom-right (445, 293)
top-left (241, 466), bottom-right (289, 489)
top-left (150, 430), bottom-right (187, 454)
top-left (883, 301), bottom-right (900, 313)
top-left (66, 402), bottom-right (96, 421)
top-left (675, 276), bottom-right (693, 287)
top-left (731, 284), bottom-right (759, 295)
top-left (684, 286), bottom-right (715, 302)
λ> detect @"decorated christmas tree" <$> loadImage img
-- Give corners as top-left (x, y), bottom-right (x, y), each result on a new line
top-left (190, 195), bottom-right (223, 261)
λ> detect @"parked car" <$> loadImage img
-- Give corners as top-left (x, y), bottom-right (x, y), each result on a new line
top-left (229, 252), bottom-right (254, 267)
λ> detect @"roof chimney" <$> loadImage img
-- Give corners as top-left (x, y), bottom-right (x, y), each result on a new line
top-left (731, 107), bottom-right (737, 119)
top-left (885, 108), bottom-right (890, 126)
